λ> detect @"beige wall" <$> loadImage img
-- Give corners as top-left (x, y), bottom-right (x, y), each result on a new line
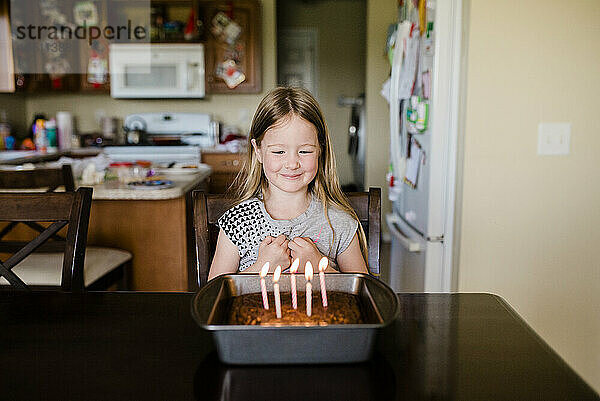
top-left (459, 0), bottom-right (600, 391)
top-left (278, 0), bottom-right (366, 186)
top-left (365, 0), bottom-right (396, 221)
top-left (23, 0), bottom-right (276, 135)
top-left (0, 93), bottom-right (26, 135)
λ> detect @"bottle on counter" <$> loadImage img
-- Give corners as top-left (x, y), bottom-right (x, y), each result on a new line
top-left (34, 118), bottom-right (47, 153)
top-left (29, 113), bottom-right (46, 141)
top-left (56, 111), bottom-right (73, 151)
top-left (46, 118), bottom-right (58, 153)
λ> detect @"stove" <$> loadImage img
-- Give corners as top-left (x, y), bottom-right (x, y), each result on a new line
top-left (123, 112), bottom-right (218, 147)
top-left (102, 146), bottom-right (202, 166)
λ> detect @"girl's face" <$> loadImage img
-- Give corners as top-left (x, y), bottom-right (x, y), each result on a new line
top-left (252, 114), bottom-right (320, 196)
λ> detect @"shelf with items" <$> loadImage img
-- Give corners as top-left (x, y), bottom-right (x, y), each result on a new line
top-left (149, 0), bottom-right (204, 43)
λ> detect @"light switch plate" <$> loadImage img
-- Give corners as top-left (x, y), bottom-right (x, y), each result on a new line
top-left (538, 123), bottom-right (571, 155)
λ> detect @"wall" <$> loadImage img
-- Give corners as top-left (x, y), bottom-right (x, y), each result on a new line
top-left (459, 0), bottom-right (600, 391)
top-left (277, 0), bottom-right (366, 186)
top-left (0, 93), bottom-right (26, 136)
top-left (365, 0), bottom-right (396, 223)
top-left (22, 0), bottom-right (276, 135)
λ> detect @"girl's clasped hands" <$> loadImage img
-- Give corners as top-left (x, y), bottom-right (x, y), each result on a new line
top-left (256, 234), bottom-right (323, 273)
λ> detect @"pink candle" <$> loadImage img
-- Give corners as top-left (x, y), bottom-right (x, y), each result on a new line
top-left (318, 257), bottom-right (328, 308)
top-left (305, 261), bottom-right (313, 317)
top-left (290, 258), bottom-right (299, 309)
top-left (260, 262), bottom-right (269, 310)
top-left (273, 265), bottom-right (282, 319)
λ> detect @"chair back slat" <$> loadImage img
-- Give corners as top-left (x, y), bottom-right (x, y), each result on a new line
top-left (0, 241), bottom-right (66, 254)
top-left (190, 188), bottom-right (381, 291)
top-left (0, 221), bottom-right (18, 240)
top-left (0, 165), bottom-right (74, 192)
top-left (0, 192), bottom-right (74, 221)
top-left (22, 222), bottom-right (66, 241)
top-left (2, 221), bottom-right (67, 270)
top-left (0, 263), bottom-right (28, 289)
top-left (346, 194), bottom-right (370, 221)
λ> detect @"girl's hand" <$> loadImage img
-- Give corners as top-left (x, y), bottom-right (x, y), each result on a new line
top-left (288, 237), bottom-right (324, 273)
top-left (255, 234), bottom-right (292, 271)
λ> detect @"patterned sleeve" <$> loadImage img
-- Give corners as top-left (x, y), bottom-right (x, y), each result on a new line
top-left (218, 207), bottom-right (242, 248)
top-left (217, 199), bottom-right (268, 261)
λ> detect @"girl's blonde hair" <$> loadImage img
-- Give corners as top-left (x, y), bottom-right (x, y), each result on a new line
top-left (230, 87), bottom-right (369, 267)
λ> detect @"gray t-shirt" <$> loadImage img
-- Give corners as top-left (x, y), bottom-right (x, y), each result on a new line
top-left (218, 196), bottom-right (358, 271)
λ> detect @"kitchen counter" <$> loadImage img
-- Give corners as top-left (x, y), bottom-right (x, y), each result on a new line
top-left (89, 165), bottom-right (211, 200)
top-left (0, 148), bottom-right (101, 164)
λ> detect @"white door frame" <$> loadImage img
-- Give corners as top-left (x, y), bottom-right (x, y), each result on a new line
top-left (430, 0), bottom-right (465, 292)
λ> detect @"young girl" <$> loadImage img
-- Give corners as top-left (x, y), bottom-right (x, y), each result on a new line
top-left (208, 87), bottom-right (369, 280)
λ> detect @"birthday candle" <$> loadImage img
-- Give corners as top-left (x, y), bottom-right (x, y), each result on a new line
top-left (305, 261), bottom-right (313, 317)
top-left (318, 257), bottom-right (328, 308)
top-left (260, 262), bottom-right (269, 310)
top-left (273, 265), bottom-right (282, 319)
top-left (290, 258), bottom-right (299, 309)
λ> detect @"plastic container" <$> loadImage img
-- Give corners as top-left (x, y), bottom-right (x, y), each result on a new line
top-left (56, 111), bottom-right (73, 151)
top-left (108, 162), bottom-right (134, 183)
top-left (45, 119), bottom-right (58, 153)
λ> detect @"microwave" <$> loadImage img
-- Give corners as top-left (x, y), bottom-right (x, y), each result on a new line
top-left (109, 44), bottom-right (205, 99)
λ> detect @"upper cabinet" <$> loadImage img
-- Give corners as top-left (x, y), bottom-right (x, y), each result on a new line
top-left (9, 0), bottom-right (262, 95)
top-left (198, 0), bottom-right (261, 94)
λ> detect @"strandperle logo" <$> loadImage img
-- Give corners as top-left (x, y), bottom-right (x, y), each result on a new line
top-left (10, 0), bottom-right (150, 74)
top-left (13, 20), bottom-right (147, 46)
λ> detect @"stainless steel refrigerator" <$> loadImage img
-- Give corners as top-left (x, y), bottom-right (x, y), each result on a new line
top-left (384, 0), bottom-right (463, 293)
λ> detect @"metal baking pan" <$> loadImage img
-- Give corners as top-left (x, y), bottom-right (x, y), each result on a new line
top-left (191, 273), bottom-right (399, 364)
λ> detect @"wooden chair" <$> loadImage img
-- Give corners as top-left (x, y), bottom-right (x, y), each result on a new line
top-left (189, 187), bottom-right (381, 291)
top-left (0, 165), bottom-right (132, 291)
top-left (0, 164), bottom-right (76, 191)
top-left (0, 188), bottom-right (91, 292)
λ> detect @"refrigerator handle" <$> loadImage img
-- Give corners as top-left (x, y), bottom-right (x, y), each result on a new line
top-left (386, 214), bottom-right (421, 252)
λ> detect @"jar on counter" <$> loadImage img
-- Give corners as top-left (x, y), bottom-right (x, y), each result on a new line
top-left (107, 162), bottom-right (134, 183)
top-left (107, 161), bottom-right (151, 183)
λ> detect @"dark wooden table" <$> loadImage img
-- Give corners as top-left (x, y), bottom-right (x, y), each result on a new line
top-left (0, 292), bottom-right (597, 400)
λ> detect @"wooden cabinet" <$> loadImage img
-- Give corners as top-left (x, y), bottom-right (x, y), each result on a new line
top-left (10, 0), bottom-right (109, 93)
top-left (198, 0), bottom-right (262, 94)
top-left (201, 151), bottom-right (244, 193)
top-left (10, 0), bottom-right (262, 94)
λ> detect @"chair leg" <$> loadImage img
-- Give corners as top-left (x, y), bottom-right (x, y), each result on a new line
top-left (120, 260), bottom-right (132, 290)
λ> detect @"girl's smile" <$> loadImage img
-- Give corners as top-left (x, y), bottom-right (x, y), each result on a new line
top-left (252, 114), bottom-right (319, 195)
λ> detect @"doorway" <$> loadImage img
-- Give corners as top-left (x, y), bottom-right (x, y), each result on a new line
top-left (276, 0), bottom-right (367, 189)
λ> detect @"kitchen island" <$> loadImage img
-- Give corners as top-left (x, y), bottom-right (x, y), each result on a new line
top-left (86, 167), bottom-right (211, 291)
